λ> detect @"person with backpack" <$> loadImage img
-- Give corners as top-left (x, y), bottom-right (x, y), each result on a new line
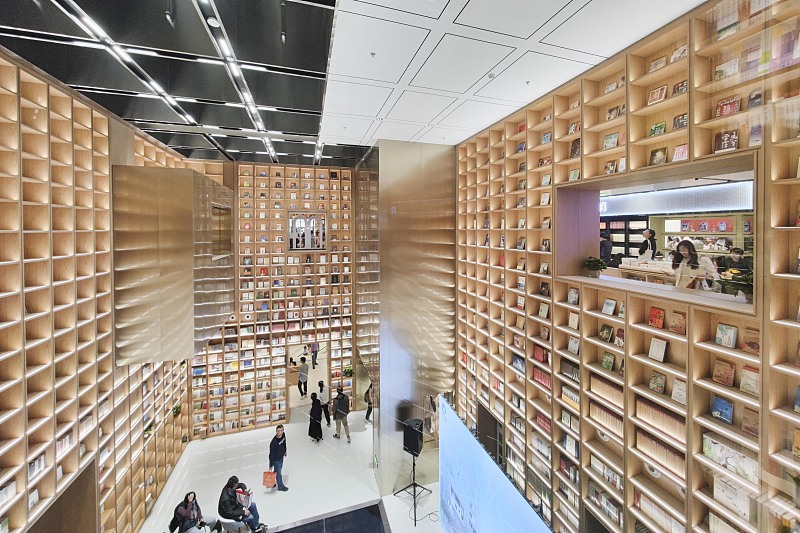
top-left (332, 386), bottom-right (351, 443)
top-left (169, 491), bottom-right (222, 532)
top-left (218, 476), bottom-right (266, 533)
top-left (364, 383), bottom-right (373, 424)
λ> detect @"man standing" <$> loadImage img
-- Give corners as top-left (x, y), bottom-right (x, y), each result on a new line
top-left (218, 476), bottom-right (266, 533)
top-left (268, 425), bottom-right (289, 492)
top-left (318, 380), bottom-right (331, 427)
top-left (333, 386), bottom-right (351, 443)
top-left (297, 357), bottom-right (309, 398)
top-left (310, 341), bottom-right (320, 369)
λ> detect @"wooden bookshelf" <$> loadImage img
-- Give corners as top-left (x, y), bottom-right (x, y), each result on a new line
top-left (188, 163), bottom-right (354, 438)
top-left (456, 1), bottom-right (800, 532)
top-left (0, 51), bottom-right (191, 533)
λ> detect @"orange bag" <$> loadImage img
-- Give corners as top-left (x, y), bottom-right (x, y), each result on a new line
top-left (262, 470), bottom-right (276, 488)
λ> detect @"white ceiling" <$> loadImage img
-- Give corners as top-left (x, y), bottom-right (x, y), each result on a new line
top-left (320, 0), bottom-right (706, 147)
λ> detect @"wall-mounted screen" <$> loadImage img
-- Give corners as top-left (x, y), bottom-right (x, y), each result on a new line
top-left (439, 397), bottom-right (549, 533)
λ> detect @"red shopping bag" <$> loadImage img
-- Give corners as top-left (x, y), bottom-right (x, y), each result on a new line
top-left (262, 470), bottom-right (276, 488)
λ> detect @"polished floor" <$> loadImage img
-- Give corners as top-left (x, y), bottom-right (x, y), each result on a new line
top-left (142, 355), bottom-right (443, 533)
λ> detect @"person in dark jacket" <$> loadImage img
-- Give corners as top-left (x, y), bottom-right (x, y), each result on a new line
top-left (218, 476), bottom-right (266, 533)
top-left (268, 425), bottom-right (289, 492)
top-left (308, 393), bottom-right (323, 444)
top-left (599, 233), bottom-right (612, 263)
top-left (171, 491), bottom-right (222, 533)
top-left (638, 228), bottom-right (657, 260)
top-left (332, 386), bottom-right (351, 443)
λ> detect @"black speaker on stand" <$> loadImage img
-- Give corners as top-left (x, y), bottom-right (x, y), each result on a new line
top-left (395, 418), bottom-right (431, 527)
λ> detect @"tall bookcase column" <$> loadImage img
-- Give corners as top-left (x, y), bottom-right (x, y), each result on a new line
top-left (581, 59), bottom-right (628, 180)
top-left (553, 82), bottom-right (582, 185)
top-left (628, 23), bottom-right (690, 170)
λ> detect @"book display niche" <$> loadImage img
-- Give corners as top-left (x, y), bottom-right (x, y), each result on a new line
top-left (456, 1), bottom-right (800, 532)
top-left (189, 164), bottom-right (354, 438)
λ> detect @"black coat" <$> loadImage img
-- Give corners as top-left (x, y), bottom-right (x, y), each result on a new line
top-left (218, 483), bottom-right (247, 520)
top-left (309, 399), bottom-right (323, 440)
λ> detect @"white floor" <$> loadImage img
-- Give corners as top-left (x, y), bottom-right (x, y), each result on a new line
top-left (141, 355), bottom-right (442, 533)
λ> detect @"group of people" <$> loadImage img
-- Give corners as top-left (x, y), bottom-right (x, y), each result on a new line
top-left (168, 476), bottom-right (266, 533)
top-left (307, 381), bottom-right (372, 444)
top-left (599, 228), bottom-right (753, 290)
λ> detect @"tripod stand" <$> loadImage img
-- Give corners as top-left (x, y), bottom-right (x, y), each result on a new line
top-left (394, 454), bottom-right (432, 527)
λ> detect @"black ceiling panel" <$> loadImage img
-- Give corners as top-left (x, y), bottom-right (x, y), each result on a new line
top-left (144, 131), bottom-right (215, 150)
top-left (79, 0), bottom-right (218, 57)
top-left (1, 0), bottom-right (85, 39)
top-left (244, 70), bottom-right (325, 112)
top-left (78, 92), bottom-right (184, 123)
top-left (271, 140), bottom-right (315, 156)
top-left (135, 55), bottom-right (240, 102)
top-left (217, 0), bottom-right (333, 73)
top-left (0, 37), bottom-right (149, 93)
top-left (258, 109), bottom-right (320, 136)
top-left (173, 147), bottom-right (230, 160)
top-left (215, 136), bottom-right (270, 153)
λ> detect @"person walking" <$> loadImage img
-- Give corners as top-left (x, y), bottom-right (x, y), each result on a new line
top-left (308, 393), bottom-right (323, 444)
top-left (333, 386), bottom-right (351, 443)
top-left (310, 341), bottom-right (320, 369)
top-left (364, 383), bottom-right (373, 424)
top-left (218, 476), bottom-right (266, 533)
top-left (297, 357), bottom-right (309, 398)
top-left (170, 491), bottom-right (222, 533)
top-left (318, 380), bottom-right (331, 427)
top-left (268, 425), bottom-right (289, 492)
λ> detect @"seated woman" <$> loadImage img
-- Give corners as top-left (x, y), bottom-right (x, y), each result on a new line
top-left (717, 247), bottom-right (753, 275)
top-left (170, 491), bottom-right (222, 533)
top-left (670, 239), bottom-right (719, 289)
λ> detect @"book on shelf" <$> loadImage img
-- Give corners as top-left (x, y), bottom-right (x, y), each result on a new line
top-left (540, 173), bottom-right (551, 186)
top-left (738, 366), bottom-right (759, 397)
top-left (741, 327), bottom-right (759, 355)
top-left (795, 385), bottom-right (800, 413)
top-left (516, 142), bottom-right (525, 153)
top-left (538, 302), bottom-right (549, 319)
top-left (647, 84), bottom-right (667, 105)
top-left (672, 143), bottom-right (688, 162)
top-left (604, 160), bottom-right (616, 174)
top-left (601, 298), bottom-right (616, 315)
top-left (714, 130), bottom-right (739, 153)
top-left (515, 315), bottom-right (525, 331)
top-left (648, 371), bottom-right (666, 394)
top-left (747, 89), bottom-right (762, 109)
top-left (714, 58), bottom-right (739, 80)
top-left (517, 218), bottom-right (526, 229)
top-left (671, 379), bottom-right (687, 405)
top-left (603, 132), bottom-right (619, 149)
top-left (598, 324), bottom-right (614, 343)
top-left (673, 112), bottom-right (688, 130)
top-left (567, 287), bottom-right (579, 306)
top-left (605, 106), bottom-right (619, 121)
top-left (541, 131), bottom-right (551, 144)
top-left (516, 275), bottom-right (526, 290)
top-left (711, 396), bottom-right (734, 425)
top-left (516, 295), bottom-right (525, 310)
top-left (539, 262), bottom-right (549, 275)
top-left (539, 282), bottom-right (550, 296)
top-left (647, 56), bottom-right (666, 73)
top-left (567, 336), bottom-right (580, 355)
top-left (647, 307), bottom-right (665, 328)
top-left (541, 216), bottom-right (551, 229)
top-left (600, 351), bottom-right (615, 371)
top-left (539, 325), bottom-right (550, 343)
top-left (793, 428), bottom-right (800, 460)
top-left (533, 344), bottom-right (549, 363)
top-left (613, 328), bottom-right (625, 348)
top-left (648, 121), bottom-right (666, 137)
top-left (512, 354), bottom-right (526, 374)
top-left (668, 311), bottom-right (686, 335)
top-left (647, 337), bottom-right (667, 362)
top-left (748, 124), bottom-right (762, 147)
top-left (715, 96), bottom-right (741, 118)
top-left (713, 474), bottom-right (751, 520)
top-left (516, 257), bottom-right (525, 270)
top-left (567, 121), bottom-right (580, 135)
top-left (618, 156), bottom-right (626, 173)
top-left (741, 407), bottom-right (759, 437)
top-left (711, 358), bottom-right (736, 387)
top-left (568, 312), bottom-right (579, 330)
top-left (540, 238), bottom-right (550, 252)
top-left (569, 139), bottom-right (581, 159)
top-left (670, 44), bottom-right (687, 62)
top-left (567, 168), bottom-right (580, 182)
top-left (540, 192), bottom-right (550, 205)
top-left (715, 323), bottom-right (738, 348)
top-left (649, 147), bottom-right (667, 166)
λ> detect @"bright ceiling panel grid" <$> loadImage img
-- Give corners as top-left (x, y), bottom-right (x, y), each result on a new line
top-left (409, 34), bottom-right (514, 93)
top-left (385, 91), bottom-right (457, 123)
top-left (352, 0), bottom-right (451, 19)
top-left (453, 0), bottom-right (570, 39)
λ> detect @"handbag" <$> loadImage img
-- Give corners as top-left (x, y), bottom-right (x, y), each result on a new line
top-left (235, 488), bottom-right (252, 507)
top-left (262, 470), bottom-right (276, 488)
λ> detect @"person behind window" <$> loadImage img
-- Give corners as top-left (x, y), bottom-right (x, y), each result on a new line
top-left (599, 233), bottom-right (612, 263)
top-left (638, 228), bottom-right (657, 261)
top-left (670, 239), bottom-right (718, 289)
top-left (718, 247), bottom-right (752, 274)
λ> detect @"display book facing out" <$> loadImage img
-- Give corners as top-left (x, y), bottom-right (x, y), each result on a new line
top-left (189, 164), bottom-right (355, 438)
top-left (456, 1), bottom-right (800, 532)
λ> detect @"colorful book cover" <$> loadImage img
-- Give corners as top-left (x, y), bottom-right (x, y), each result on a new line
top-left (741, 328), bottom-right (760, 355)
top-left (567, 287), bottom-right (580, 306)
top-left (648, 307), bottom-right (665, 328)
top-left (601, 298), bottom-right (617, 315)
top-left (711, 359), bottom-right (736, 387)
top-left (598, 324), bottom-right (614, 343)
top-left (613, 328), bottom-right (625, 348)
top-left (667, 311), bottom-right (686, 335)
top-left (738, 366), bottom-right (759, 397)
top-left (715, 323), bottom-right (738, 349)
top-left (711, 396), bottom-right (734, 425)
top-left (600, 352), bottom-right (615, 371)
top-left (648, 371), bottom-right (666, 394)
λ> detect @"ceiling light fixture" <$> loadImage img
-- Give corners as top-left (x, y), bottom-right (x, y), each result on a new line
top-left (206, 16), bottom-right (220, 28)
top-left (72, 40), bottom-right (107, 49)
top-left (126, 47), bottom-right (159, 56)
top-left (240, 64), bottom-right (268, 72)
top-left (197, 57), bottom-right (225, 65)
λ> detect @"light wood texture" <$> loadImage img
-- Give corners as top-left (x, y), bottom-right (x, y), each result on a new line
top-left (456, 1), bottom-right (799, 532)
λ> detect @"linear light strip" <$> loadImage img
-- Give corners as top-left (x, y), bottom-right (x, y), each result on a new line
top-left (192, 0), bottom-right (277, 162)
top-left (49, 0), bottom-right (234, 161)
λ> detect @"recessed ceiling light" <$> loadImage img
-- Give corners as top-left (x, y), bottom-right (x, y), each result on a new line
top-left (207, 16), bottom-right (220, 28)
top-left (488, 73), bottom-right (495, 79)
